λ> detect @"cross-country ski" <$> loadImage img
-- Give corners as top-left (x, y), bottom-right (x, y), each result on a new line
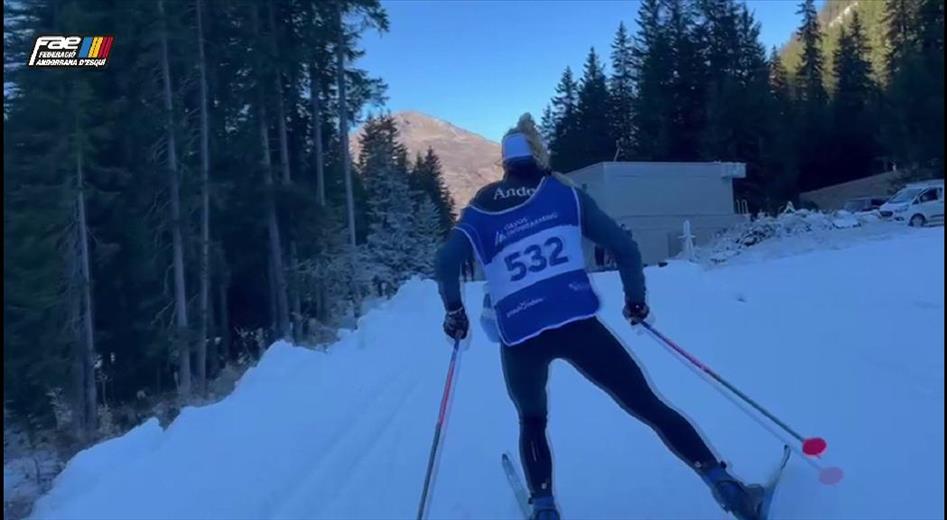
top-left (757, 446), bottom-right (792, 520)
top-left (502, 452), bottom-right (532, 519)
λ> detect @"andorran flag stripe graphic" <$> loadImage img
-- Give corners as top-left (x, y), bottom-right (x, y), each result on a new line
top-left (91, 36), bottom-right (103, 58)
top-left (99, 36), bottom-right (114, 58)
top-left (76, 36), bottom-right (113, 59)
top-left (79, 37), bottom-right (93, 58)
top-left (87, 36), bottom-right (98, 57)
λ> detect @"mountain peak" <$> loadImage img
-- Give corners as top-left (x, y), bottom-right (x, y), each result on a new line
top-left (392, 110), bottom-right (445, 122)
top-left (351, 112), bottom-right (503, 209)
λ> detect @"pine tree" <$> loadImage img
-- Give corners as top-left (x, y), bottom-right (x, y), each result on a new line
top-left (795, 0), bottom-right (828, 111)
top-left (911, 0), bottom-right (944, 174)
top-left (304, 1), bottom-right (332, 208)
top-left (195, 0), bottom-right (213, 394)
top-left (631, 0), bottom-right (672, 160)
top-left (301, 205), bottom-right (358, 328)
top-left (357, 115), bottom-right (416, 296)
top-left (548, 67), bottom-right (581, 171)
top-left (663, 0), bottom-right (705, 160)
top-left (769, 47), bottom-right (793, 116)
top-left (794, 0), bottom-right (830, 191)
top-left (609, 22), bottom-right (636, 160)
top-left (337, 5), bottom-right (357, 249)
top-left (157, 0), bottom-right (195, 397)
top-left (264, 1), bottom-right (306, 345)
top-left (249, 2), bottom-right (291, 342)
top-left (916, 0), bottom-right (944, 58)
top-left (883, 0), bottom-right (916, 80)
top-left (696, 2), bottom-right (775, 211)
top-left (539, 104), bottom-right (557, 145)
top-left (883, 0), bottom-right (944, 175)
top-left (831, 12), bottom-right (880, 184)
top-left (575, 47), bottom-right (614, 166)
top-left (699, 0), bottom-right (740, 84)
top-left (835, 12), bottom-right (876, 105)
top-left (699, 0), bottom-right (742, 160)
top-left (411, 148), bottom-right (455, 235)
top-left (411, 196), bottom-right (442, 276)
top-left (730, 6), bottom-right (775, 210)
top-left (765, 47), bottom-right (799, 208)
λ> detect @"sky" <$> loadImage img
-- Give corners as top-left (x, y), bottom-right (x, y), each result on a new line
top-left (357, 0), bottom-right (823, 142)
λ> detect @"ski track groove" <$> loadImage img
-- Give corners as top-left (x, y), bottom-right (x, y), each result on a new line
top-left (268, 368), bottom-right (423, 519)
top-left (312, 376), bottom-right (426, 518)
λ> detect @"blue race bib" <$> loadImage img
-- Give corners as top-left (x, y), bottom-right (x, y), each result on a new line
top-left (457, 177), bottom-right (600, 345)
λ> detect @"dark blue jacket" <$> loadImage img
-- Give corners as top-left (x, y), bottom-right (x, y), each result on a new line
top-left (435, 164), bottom-right (646, 311)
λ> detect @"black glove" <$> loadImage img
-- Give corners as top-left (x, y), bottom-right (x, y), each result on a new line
top-left (443, 306), bottom-right (469, 340)
top-left (623, 301), bottom-right (650, 326)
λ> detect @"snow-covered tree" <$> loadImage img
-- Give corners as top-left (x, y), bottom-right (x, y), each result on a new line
top-left (411, 196), bottom-right (443, 276)
top-left (410, 148), bottom-right (455, 235)
top-left (357, 115), bottom-right (417, 296)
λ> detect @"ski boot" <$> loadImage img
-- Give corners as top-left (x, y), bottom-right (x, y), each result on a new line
top-left (529, 495), bottom-right (560, 520)
top-left (698, 462), bottom-right (764, 520)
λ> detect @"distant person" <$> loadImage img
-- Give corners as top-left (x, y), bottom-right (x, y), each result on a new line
top-left (434, 114), bottom-right (764, 520)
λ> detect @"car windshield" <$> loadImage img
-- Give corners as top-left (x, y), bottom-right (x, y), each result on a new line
top-left (889, 188), bottom-right (923, 204)
top-left (844, 200), bottom-right (866, 211)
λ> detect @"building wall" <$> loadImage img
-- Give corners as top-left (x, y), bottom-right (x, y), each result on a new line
top-left (583, 214), bottom-right (745, 266)
top-left (568, 163), bottom-right (606, 197)
top-left (799, 170), bottom-right (902, 210)
top-left (604, 166), bottom-right (736, 217)
top-left (568, 162), bottom-right (745, 266)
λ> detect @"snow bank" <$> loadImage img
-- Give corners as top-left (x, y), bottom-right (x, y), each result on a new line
top-left (33, 419), bottom-right (163, 511)
top-left (695, 208), bottom-right (913, 266)
top-left (32, 230), bottom-right (945, 519)
top-left (4, 450), bottom-right (61, 509)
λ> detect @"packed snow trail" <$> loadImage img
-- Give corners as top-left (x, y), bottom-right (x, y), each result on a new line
top-left (32, 228), bottom-right (944, 519)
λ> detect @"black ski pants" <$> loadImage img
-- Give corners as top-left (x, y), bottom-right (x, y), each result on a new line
top-left (500, 317), bottom-right (718, 498)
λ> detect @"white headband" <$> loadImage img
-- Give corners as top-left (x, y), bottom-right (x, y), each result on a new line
top-left (502, 133), bottom-right (533, 163)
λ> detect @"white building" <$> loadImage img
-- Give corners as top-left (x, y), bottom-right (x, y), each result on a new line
top-left (566, 161), bottom-right (748, 266)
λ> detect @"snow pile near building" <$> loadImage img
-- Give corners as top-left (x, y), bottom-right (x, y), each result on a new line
top-left (694, 208), bottom-right (904, 265)
top-left (31, 229), bottom-right (944, 520)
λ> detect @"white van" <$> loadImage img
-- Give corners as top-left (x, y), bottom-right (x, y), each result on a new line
top-left (879, 180), bottom-right (945, 227)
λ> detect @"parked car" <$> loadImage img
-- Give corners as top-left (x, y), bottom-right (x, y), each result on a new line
top-left (878, 180), bottom-right (945, 227)
top-left (842, 197), bottom-right (887, 213)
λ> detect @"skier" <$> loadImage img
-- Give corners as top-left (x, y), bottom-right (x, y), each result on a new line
top-left (434, 114), bottom-right (764, 520)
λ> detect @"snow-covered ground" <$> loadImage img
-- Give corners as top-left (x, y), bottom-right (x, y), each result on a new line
top-left (4, 428), bottom-right (62, 520)
top-left (31, 227), bottom-right (944, 520)
top-left (690, 209), bottom-right (904, 267)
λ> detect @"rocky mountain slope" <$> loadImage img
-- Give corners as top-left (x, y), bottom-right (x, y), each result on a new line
top-left (351, 111), bottom-right (503, 209)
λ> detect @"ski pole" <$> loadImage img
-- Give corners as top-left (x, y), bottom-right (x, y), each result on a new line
top-left (651, 334), bottom-right (846, 485)
top-left (417, 339), bottom-right (462, 520)
top-left (641, 322), bottom-right (828, 457)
